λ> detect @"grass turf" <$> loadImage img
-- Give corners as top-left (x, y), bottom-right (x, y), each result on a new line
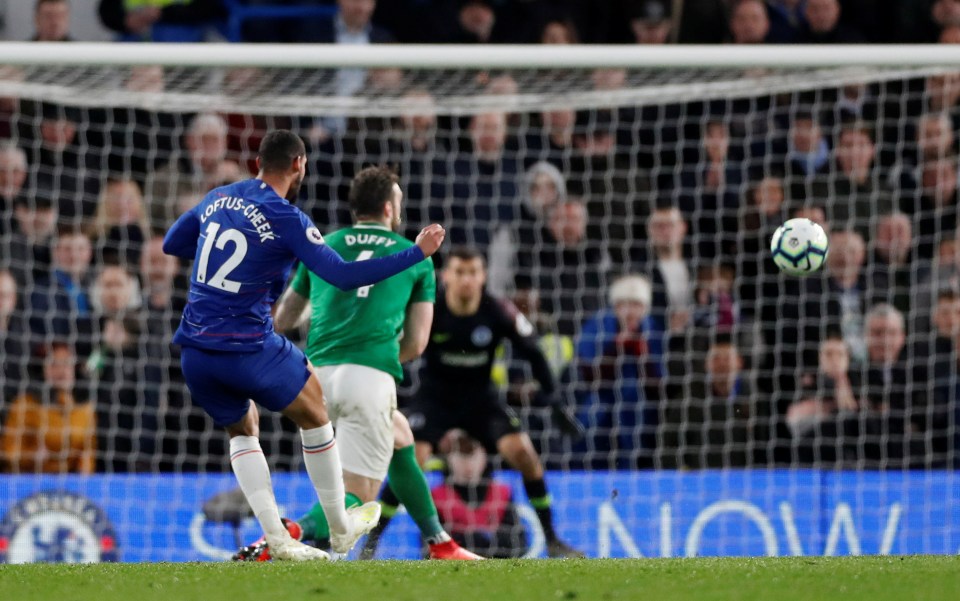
top-left (1, 556), bottom-right (958, 601)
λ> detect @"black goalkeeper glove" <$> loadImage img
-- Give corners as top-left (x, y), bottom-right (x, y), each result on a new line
top-left (537, 391), bottom-right (585, 439)
top-left (551, 403), bottom-right (586, 439)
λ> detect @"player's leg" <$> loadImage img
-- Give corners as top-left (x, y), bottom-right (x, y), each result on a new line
top-left (181, 344), bottom-right (327, 561)
top-left (296, 364), bottom-right (392, 547)
top-left (486, 406), bottom-right (585, 559)
top-left (386, 412), bottom-right (483, 560)
top-left (279, 365), bottom-right (381, 553)
top-left (359, 398), bottom-right (450, 559)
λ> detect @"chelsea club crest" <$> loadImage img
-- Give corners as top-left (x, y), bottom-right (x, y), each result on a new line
top-left (0, 491), bottom-right (119, 564)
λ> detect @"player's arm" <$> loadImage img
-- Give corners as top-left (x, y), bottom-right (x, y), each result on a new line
top-left (281, 211), bottom-right (445, 291)
top-left (162, 207), bottom-right (201, 259)
top-left (399, 302), bottom-right (433, 363)
top-left (274, 287), bottom-right (309, 332)
top-left (498, 299), bottom-right (556, 396)
top-left (274, 263), bottom-right (311, 332)
top-left (498, 299), bottom-right (584, 438)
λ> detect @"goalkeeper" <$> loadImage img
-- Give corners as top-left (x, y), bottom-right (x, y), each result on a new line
top-left (236, 166), bottom-right (480, 561)
top-left (364, 246), bottom-right (587, 559)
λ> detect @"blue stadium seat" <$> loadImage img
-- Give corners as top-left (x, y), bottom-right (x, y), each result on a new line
top-left (221, 0), bottom-right (339, 42)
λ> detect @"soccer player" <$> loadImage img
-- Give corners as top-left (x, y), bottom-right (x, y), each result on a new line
top-left (235, 165), bottom-right (480, 561)
top-left (367, 247), bottom-right (587, 559)
top-left (162, 131), bottom-right (445, 561)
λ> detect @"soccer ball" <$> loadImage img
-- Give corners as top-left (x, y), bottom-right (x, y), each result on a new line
top-left (770, 218), bottom-right (829, 277)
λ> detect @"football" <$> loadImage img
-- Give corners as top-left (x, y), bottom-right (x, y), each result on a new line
top-left (770, 218), bottom-right (830, 277)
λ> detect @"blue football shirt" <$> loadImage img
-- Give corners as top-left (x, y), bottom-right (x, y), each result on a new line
top-left (163, 178), bottom-right (425, 352)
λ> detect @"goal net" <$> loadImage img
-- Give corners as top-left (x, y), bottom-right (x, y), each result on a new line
top-left (0, 44), bottom-right (956, 561)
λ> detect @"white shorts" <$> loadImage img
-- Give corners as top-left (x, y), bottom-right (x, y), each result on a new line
top-left (314, 363), bottom-right (396, 481)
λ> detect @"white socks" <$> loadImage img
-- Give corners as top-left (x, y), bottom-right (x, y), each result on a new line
top-left (229, 435), bottom-right (286, 539)
top-left (300, 423), bottom-right (349, 536)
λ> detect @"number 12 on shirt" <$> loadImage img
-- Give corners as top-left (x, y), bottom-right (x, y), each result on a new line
top-left (197, 222), bottom-right (248, 293)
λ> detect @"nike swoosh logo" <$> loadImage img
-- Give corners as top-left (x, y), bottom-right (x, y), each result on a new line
top-left (432, 333), bottom-right (451, 343)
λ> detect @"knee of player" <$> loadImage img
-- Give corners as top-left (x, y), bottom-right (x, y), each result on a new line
top-left (393, 412), bottom-right (415, 448)
top-left (500, 435), bottom-right (540, 469)
top-left (226, 422), bottom-right (259, 438)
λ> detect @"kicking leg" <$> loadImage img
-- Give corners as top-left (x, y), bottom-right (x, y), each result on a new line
top-left (226, 403), bottom-right (327, 561)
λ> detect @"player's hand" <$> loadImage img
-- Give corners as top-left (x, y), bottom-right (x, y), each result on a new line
top-left (415, 224), bottom-right (446, 257)
top-left (550, 403), bottom-right (586, 440)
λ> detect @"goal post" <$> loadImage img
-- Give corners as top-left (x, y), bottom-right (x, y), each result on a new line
top-left (0, 43), bottom-right (956, 561)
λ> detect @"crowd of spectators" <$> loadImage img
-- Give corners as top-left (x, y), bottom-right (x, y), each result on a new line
top-left (11, 1), bottom-right (960, 46)
top-left (0, 0), bottom-right (959, 474)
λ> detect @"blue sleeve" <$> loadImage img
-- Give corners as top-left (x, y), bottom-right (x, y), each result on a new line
top-left (279, 209), bottom-right (425, 291)
top-left (162, 207), bottom-right (200, 259)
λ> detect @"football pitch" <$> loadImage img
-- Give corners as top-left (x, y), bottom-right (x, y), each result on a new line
top-left (1, 556), bottom-right (958, 601)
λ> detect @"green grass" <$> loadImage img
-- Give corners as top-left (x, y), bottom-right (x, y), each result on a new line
top-left (1, 557), bottom-right (958, 601)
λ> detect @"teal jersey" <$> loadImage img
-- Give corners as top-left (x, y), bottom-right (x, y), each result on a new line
top-left (291, 223), bottom-right (435, 381)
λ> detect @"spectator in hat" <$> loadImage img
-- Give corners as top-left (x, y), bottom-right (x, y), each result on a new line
top-left (574, 274), bottom-right (662, 469)
top-left (630, 0), bottom-right (673, 44)
top-left (486, 160), bottom-right (566, 297)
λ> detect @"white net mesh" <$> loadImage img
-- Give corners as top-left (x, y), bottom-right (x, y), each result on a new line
top-left (0, 53), bottom-right (957, 561)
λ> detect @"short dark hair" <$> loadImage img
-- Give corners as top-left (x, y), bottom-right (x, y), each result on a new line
top-left (258, 130), bottom-right (305, 173)
top-left (446, 246), bottom-right (486, 266)
top-left (46, 340), bottom-right (75, 357)
top-left (839, 119), bottom-right (876, 142)
top-left (937, 287), bottom-right (960, 303)
top-left (349, 166), bottom-right (399, 218)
